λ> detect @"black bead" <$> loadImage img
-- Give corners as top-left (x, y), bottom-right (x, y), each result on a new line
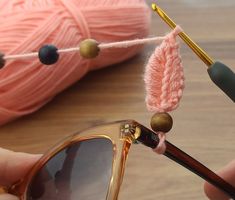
top-left (0, 53), bottom-right (5, 69)
top-left (38, 45), bottom-right (59, 65)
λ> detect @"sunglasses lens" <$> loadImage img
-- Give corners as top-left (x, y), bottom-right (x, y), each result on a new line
top-left (27, 138), bottom-right (113, 200)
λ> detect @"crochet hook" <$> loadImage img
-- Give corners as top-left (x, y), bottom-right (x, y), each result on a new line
top-left (152, 3), bottom-right (235, 102)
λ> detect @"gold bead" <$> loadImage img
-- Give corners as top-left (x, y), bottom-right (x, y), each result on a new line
top-left (79, 39), bottom-right (100, 59)
top-left (150, 112), bottom-right (173, 133)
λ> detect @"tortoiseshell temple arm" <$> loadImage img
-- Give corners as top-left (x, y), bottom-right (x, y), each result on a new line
top-left (135, 124), bottom-right (235, 199)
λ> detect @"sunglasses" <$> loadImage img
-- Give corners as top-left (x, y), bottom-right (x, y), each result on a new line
top-left (3, 120), bottom-right (235, 199)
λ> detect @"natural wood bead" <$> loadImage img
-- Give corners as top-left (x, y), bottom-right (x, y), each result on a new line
top-left (150, 112), bottom-right (173, 133)
top-left (79, 39), bottom-right (100, 59)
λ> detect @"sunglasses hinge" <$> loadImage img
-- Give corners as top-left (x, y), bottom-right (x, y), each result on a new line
top-left (120, 122), bottom-right (141, 144)
top-left (134, 124), bottom-right (159, 149)
top-left (121, 122), bottom-right (159, 148)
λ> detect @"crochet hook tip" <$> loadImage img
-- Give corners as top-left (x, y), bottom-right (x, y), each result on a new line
top-left (151, 3), bottom-right (157, 11)
top-left (151, 3), bottom-right (173, 28)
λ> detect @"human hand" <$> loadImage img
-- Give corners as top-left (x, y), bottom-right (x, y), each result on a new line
top-left (0, 148), bottom-right (41, 200)
top-left (204, 160), bottom-right (235, 200)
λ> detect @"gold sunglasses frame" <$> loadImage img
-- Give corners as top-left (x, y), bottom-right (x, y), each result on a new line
top-left (9, 120), bottom-right (134, 200)
top-left (6, 120), bottom-right (235, 199)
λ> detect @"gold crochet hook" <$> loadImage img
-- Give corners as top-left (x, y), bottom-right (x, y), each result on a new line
top-left (151, 3), bottom-right (214, 67)
top-left (152, 3), bottom-right (235, 102)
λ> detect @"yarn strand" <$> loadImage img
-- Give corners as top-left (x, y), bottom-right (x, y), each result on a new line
top-left (4, 36), bottom-right (166, 61)
top-left (153, 132), bottom-right (166, 155)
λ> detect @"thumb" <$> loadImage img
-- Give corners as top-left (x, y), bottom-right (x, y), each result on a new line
top-left (0, 194), bottom-right (18, 200)
top-left (0, 148), bottom-right (41, 186)
top-left (204, 160), bottom-right (235, 200)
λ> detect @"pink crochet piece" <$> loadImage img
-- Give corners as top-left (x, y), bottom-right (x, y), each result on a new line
top-left (145, 25), bottom-right (184, 113)
top-left (144, 26), bottom-right (184, 155)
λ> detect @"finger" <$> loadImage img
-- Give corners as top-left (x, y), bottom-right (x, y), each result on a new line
top-left (0, 194), bottom-right (18, 200)
top-left (0, 148), bottom-right (41, 186)
top-left (204, 160), bottom-right (235, 200)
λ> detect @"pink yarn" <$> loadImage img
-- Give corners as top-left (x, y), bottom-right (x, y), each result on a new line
top-left (144, 26), bottom-right (184, 155)
top-left (153, 132), bottom-right (166, 155)
top-left (0, 0), bottom-right (150, 125)
top-left (144, 26), bottom-right (184, 113)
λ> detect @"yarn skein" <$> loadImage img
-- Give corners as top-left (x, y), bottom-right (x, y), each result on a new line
top-left (0, 0), bottom-right (151, 125)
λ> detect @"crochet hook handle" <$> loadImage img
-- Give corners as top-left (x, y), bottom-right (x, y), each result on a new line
top-left (208, 62), bottom-right (235, 102)
top-left (152, 3), bottom-right (235, 102)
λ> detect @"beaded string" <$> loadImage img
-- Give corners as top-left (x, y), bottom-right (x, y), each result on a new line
top-left (144, 26), bottom-right (184, 154)
top-left (0, 36), bottom-right (166, 68)
top-left (0, 26), bottom-right (184, 155)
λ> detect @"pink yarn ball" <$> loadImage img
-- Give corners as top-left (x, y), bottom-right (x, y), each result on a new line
top-left (0, 0), bottom-right (151, 125)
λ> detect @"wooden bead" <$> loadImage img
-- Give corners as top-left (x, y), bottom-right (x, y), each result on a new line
top-left (79, 39), bottom-right (100, 59)
top-left (150, 112), bottom-right (173, 133)
top-left (0, 53), bottom-right (5, 69)
top-left (39, 45), bottom-right (59, 65)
